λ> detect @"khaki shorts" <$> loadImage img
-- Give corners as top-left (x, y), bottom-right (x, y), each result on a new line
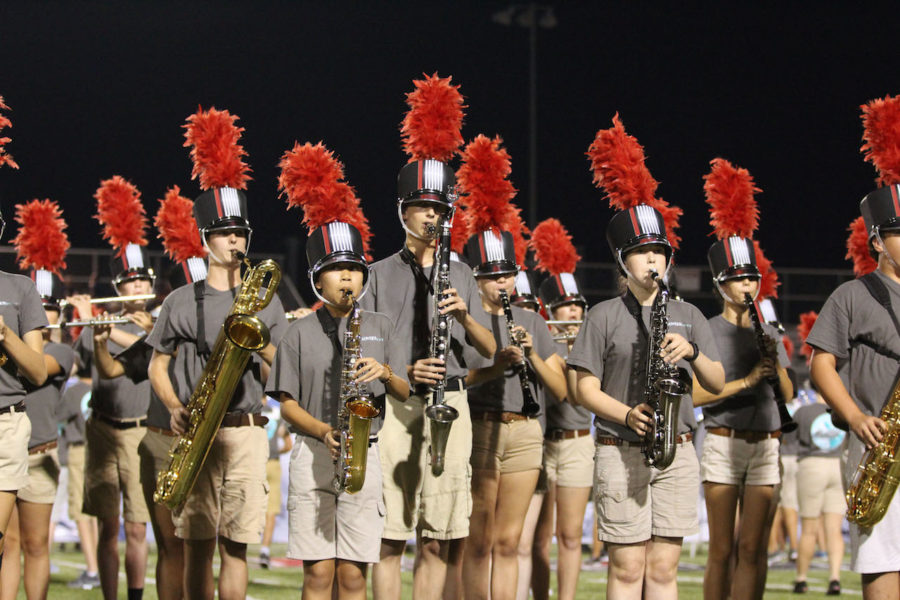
top-left (67, 443), bottom-right (89, 521)
top-left (286, 436), bottom-right (383, 563)
top-left (544, 434), bottom-right (594, 488)
top-left (266, 459), bottom-right (283, 516)
top-left (172, 425), bottom-right (269, 544)
top-left (796, 456), bottom-right (846, 518)
top-left (18, 447), bottom-right (60, 504)
top-left (779, 454), bottom-right (798, 511)
top-left (137, 428), bottom-right (177, 504)
top-left (83, 417), bottom-right (150, 523)
top-left (380, 391), bottom-right (472, 541)
top-left (471, 418), bottom-right (543, 474)
top-left (0, 410), bottom-right (31, 492)
top-left (700, 431), bottom-right (781, 487)
top-left (593, 441), bottom-right (699, 544)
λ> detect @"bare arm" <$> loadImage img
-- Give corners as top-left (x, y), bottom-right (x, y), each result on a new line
top-left (439, 287), bottom-right (497, 358)
top-left (92, 329), bottom-right (126, 379)
top-left (148, 350), bottom-right (188, 434)
top-left (0, 318), bottom-right (47, 386)
top-left (257, 342), bottom-right (277, 367)
top-left (279, 395), bottom-right (339, 458)
top-left (810, 349), bottom-right (886, 448)
top-left (574, 368), bottom-right (652, 436)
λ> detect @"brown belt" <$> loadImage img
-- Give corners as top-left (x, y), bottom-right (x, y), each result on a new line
top-left (0, 401), bottom-right (26, 415)
top-left (706, 426), bottom-right (781, 443)
top-left (146, 425), bottom-right (178, 437)
top-left (472, 411), bottom-right (529, 423)
top-left (95, 413), bottom-right (148, 430)
top-left (68, 441), bottom-right (85, 448)
top-left (595, 432), bottom-right (693, 447)
top-left (220, 413), bottom-right (269, 428)
top-left (29, 440), bottom-right (58, 455)
top-left (546, 428), bottom-right (591, 441)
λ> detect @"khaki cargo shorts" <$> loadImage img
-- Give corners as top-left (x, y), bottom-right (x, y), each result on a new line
top-left (83, 417), bottom-right (150, 523)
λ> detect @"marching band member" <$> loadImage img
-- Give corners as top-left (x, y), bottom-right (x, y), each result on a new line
top-left (72, 176), bottom-right (154, 600)
top-left (530, 219), bottom-right (593, 600)
top-left (360, 74), bottom-right (495, 600)
top-left (268, 141), bottom-right (409, 599)
top-left (0, 97), bottom-right (49, 577)
top-left (569, 115), bottom-right (723, 600)
top-left (807, 94), bottom-right (900, 600)
top-left (459, 135), bottom-right (567, 600)
top-left (692, 159), bottom-right (792, 600)
top-left (146, 107), bottom-right (288, 600)
top-left (0, 200), bottom-right (74, 600)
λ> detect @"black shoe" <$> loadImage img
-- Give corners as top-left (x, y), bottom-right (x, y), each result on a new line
top-left (259, 550), bottom-right (270, 569)
top-left (793, 580), bottom-right (808, 594)
top-left (827, 580), bottom-right (841, 595)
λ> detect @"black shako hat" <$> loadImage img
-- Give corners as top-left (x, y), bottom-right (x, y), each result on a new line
top-left (193, 187), bottom-right (251, 234)
top-left (861, 183), bottom-right (900, 238)
top-left (511, 270), bottom-right (541, 310)
top-left (539, 272), bottom-right (587, 312)
top-left (397, 159), bottom-right (456, 210)
top-left (606, 204), bottom-right (672, 264)
top-left (31, 268), bottom-right (66, 310)
top-left (464, 228), bottom-right (518, 277)
top-left (109, 243), bottom-right (155, 286)
top-left (306, 221), bottom-right (368, 284)
top-left (707, 236), bottom-right (760, 283)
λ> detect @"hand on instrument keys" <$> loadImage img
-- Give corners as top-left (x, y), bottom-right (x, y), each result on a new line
top-left (126, 311), bottom-right (154, 334)
top-left (65, 294), bottom-right (93, 320)
top-left (509, 325), bottom-right (533, 357)
top-left (659, 333), bottom-right (694, 364)
top-left (745, 358), bottom-right (777, 387)
top-left (495, 346), bottom-right (525, 369)
top-left (410, 358), bottom-right (446, 386)
top-left (170, 405), bottom-right (190, 435)
top-left (92, 312), bottom-right (112, 343)
top-left (438, 288), bottom-right (468, 321)
top-left (849, 411), bottom-right (887, 449)
top-left (354, 357), bottom-right (386, 384)
top-left (625, 402), bottom-right (654, 436)
top-left (323, 428), bottom-right (341, 459)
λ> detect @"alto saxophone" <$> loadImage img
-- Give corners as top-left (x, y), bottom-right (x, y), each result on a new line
top-left (641, 271), bottom-right (691, 470)
top-left (425, 212), bottom-right (459, 476)
top-left (845, 385), bottom-right (900, 527)
top-left (333, 296), bottom-right (380, 494)
top-left (499, 289), bottom-right (540, 417)
top-left (154, 252), bottom-right (281, 510)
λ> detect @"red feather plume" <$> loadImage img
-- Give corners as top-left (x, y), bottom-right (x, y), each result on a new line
top-left (94, 176), bottom-right (148, 254)
top-left (401, 73), bottom-right (466, 162)
top-left (782, 335), bottom-right (795, 361)
top-left (12, 199), bottom-right (69, 273)
top-left (703, 158), bottom-right (761, 239)
top-left (861, 94), bottom-right (900, 186)
top-left (450, 202), bottom-right (470, 255)
top-left (457, 135), bottom-right (519, 235)
top-left (797, 311), bottom-right (819, 361)
top-left (503, 208), bottom-right (531, 266)
top-left (183, 106), bottom-right (252, 191)
top-left (846, 216), bottom-right (877, 277)
top-left (277, 141), bottom-right (372, 257)
top-left (587, 113), bottom-right (658, 210)
top-left (754, 241), bottom-right (779, 300)
top-left (0, 96), bottom-right (19, 169)
top-left (155, 185), bottom-right (206, 263)
top-left (531, 218), bottom-right (580, 275)
top-left (653, 199), bottom-right (683, 251)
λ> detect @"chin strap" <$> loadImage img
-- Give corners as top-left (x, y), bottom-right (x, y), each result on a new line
top-left (714, 279), bottom-right (759, 305)
top-left (309, 273), bottom-right (369, 308)
top-left (618, 250), bottom-right (670, 288)
top-left (874, 229), bottom-right (900, 271)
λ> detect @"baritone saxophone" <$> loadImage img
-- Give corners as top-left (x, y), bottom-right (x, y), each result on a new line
top-left (333, 295), bottom-right (380, 494)
top-left (154, 252), bottom-right (281, 510)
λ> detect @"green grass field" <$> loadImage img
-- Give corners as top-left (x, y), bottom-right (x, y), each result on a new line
top-left (30, 542), bottom-right (859, 599)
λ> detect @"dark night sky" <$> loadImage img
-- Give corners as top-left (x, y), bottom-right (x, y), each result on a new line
top-left (1, 2), bottom-right (897, 281)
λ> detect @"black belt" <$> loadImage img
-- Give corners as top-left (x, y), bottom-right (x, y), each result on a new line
top-left (94, 413), bottom-right (148, 430)
top-left (0, 401), bottom-right (25, 415)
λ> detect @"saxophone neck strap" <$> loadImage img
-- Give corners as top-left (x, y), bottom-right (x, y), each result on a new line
top-left (399, 247), bottom-right (435, 296)
top-left (858, 272), bottom-right (900, 358)
top-left (316, 306), bottom-right (343, 354)
top-left (621, 290), bottom-right (649, 341)
top-left (193, 281), bottom-right (210, 358)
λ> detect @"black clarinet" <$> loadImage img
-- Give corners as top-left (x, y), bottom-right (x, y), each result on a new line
top-left (499, 289), bottom-right (541, 417)
top-left (744, 293), bottom-right (797, 433)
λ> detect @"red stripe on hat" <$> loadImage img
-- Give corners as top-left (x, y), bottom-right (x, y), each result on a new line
top-left (322, 226), bottom-right (332, 254)
top-left (628, 208), bottom-right (640, 235)
top-left (555, 275), bottom-right (565, 295)
top-left (478, 233), bottom-right (487, 264)
top-left (891, 185), bottom-right (900, 217)
top-left (121, 253), bottom-right (130, 270)
top-left (724, 238), bottom-right (734, 267)
top-left (417, 161), bottom-right (424, 190)
top-left (214, 189), bottom-right (224, 218)
top-left (182, 262), bottom-right (192, 283)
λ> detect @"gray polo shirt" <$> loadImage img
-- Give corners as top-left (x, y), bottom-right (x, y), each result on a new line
top-left (467, 306), bottom-right (558, 418)
top-left (359, 251), bottom-right (488, 380)
top-left (146, 280), bottom-right (288, 415)
top-left (74, 321), bottom-right (151, 419)
top-left (806, 270), bottom-right (900, 467)
top-left (266, 309), bottom-right (408, 437)
top-left (58, 379), bottom-right (90, 465)
top-left (701, 315), bottom-right (790, 432)
top-left (567, 294), bottom-right (720, 441)
top-left (794, 402), bottom-right (845, 459)
top-left (0, 272), bottom-right (49, 407)
top-left (546, 340), bottom-right (593, 431)
top-left (23, 342), bottom-right (75, 448)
